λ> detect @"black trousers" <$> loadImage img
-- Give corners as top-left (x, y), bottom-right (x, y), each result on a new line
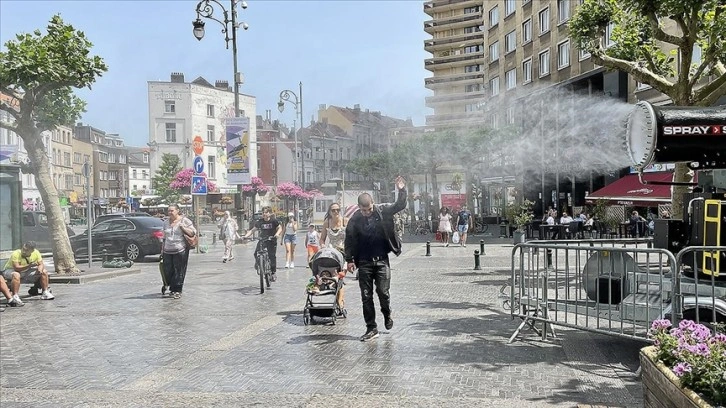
top-left (163, 250), bottom-right (190, 293)
top-left (357, 259), bottom-right (391, 331)
top-left (264, 239), bottom-right (277, 273)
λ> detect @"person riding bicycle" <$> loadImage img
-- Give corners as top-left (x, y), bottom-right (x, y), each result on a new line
top-left (242, 206), bottom-right (282, 281)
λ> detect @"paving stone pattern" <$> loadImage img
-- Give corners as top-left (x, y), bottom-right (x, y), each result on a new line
top-left (0, 236), bottom-right (644, 407)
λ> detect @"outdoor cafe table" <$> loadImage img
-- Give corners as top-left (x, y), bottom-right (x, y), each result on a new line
top-left (539, 224), bottom-right (568, 240)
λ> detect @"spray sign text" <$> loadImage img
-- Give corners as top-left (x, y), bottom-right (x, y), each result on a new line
top-left (662, 125), bottom-right (725, 135)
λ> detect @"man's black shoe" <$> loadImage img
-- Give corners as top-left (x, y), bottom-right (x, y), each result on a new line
top-left (385, 316), bottom-right (394, 330)
top-left (360, 329), bottom-right (379, 342)
top-left (28, 286), bottom-right (40, 297)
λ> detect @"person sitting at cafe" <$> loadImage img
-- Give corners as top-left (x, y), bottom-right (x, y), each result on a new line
top-left (629, 211), bottom-right (647, 237)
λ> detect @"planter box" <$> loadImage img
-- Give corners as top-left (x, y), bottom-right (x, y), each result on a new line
top-left (640, 346), bottom-right (712, 408)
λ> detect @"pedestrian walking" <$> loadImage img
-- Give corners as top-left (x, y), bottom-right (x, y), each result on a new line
top-left (305, 224), bottom-right (320, 266)
top-left (282, 212), bottom-right (298, 268)
top-left (161, 204), bottom-right (197, 299)
top-left (455, 205), bottom-right (472, 247)
top-left (438, 206), bottom-right (453, 247)
top-left (320, 202), bottom-right (347, 253)
top-left (345, 176), bottom-right (407, 341)
top-left (218, 211), bottom-right (239, 263)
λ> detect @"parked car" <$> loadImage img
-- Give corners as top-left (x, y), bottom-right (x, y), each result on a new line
top-left (93, 212), bottom-right (152, 227)
top-left (22, 211), bottom-right (75, 254)
top-left (71, 217), bottom-right (164, 262)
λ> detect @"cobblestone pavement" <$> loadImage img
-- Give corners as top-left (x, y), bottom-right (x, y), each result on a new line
top-left (0, 234), bottom-right (645, 407)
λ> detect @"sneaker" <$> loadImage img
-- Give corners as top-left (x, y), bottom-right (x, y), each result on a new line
top-left (28, 286), bottom-right (40, 297)
top-left (385, 316), bottom-right (394, 330)
top-left (222, 259), bottom-right (227, 263)
top-left (290, 262), bottom-right (294, 268)
top-left (270, 273), bottom-right (277, 282)
top-left (228, 256), bottom-right (234, 261)
top-left (9, 295), bottom-right (24, 307)
top-left (445, 243), bottom-right (449, 247)
top-left (360, 329), bottom-right (379, 342)
top-left (41, 291), bottom-right (55, 300)
top-left (172, 292), bottom-right (181, 299)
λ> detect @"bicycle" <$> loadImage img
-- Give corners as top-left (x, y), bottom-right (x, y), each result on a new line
top-left (254, 236), bottom-right (276, 294)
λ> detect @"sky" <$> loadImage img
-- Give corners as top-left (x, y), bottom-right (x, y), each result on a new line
top-left (0, 0), bottom-right (431, 148)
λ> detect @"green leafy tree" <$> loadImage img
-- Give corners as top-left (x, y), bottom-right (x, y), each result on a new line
top-left (0, 15), bottom-right (107, 274)
top-left (570, 0), bottom-right (726, 219)
top-left (152, 154), bottom-right (182, 205)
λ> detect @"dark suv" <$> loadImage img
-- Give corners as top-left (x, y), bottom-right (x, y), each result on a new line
top-left (93, 212), bottom-right (152, 227)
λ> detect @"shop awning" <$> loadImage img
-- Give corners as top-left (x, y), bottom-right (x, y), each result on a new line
top-left (585, 171), bottom-right (676, 207)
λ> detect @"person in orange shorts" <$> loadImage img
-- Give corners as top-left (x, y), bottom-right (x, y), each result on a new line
top-left (305, 224), bottom-right (320, 267)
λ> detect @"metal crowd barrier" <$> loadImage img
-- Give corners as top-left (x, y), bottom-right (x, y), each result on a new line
top-left (504, 238), bottom-right (675, 343)
top-left (673, 246), bottom-right (726, 326)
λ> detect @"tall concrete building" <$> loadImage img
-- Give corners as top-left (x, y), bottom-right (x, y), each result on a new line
top-left (424, 0), bottom-right (628, 216)
top-left (147, 72), bottom-right (257, 195)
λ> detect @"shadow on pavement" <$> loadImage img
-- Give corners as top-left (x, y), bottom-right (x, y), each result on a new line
top-left (287, 333), bottom-right (360, 345)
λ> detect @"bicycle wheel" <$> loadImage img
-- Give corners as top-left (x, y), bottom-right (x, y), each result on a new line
top-left (258, 253), bottom-right (266, 294)
top-left (263, 254), bottom-right (271, 289)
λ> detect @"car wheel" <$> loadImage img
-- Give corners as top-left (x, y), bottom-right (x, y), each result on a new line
top-left (125, 242), bottom-right (143, 262)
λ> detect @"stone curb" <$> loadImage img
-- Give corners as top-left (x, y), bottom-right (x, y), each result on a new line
top-left (49, 267), bottom-right (141, 284)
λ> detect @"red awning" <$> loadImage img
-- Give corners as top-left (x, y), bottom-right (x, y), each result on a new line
top-left (585, 172), bottom-right (676, 207)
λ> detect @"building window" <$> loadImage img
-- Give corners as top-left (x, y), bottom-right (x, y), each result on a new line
top-left (539, 7), bottom-right (550, 34)
top-left (206, 104), bottom-right (215, 117)
top-left (489, 77), bottom-right (500, 96)
top-left (579, 47), bottom-right (591, 60)
top-left (605, 22), bottom-right (615, 47)
top-left (490, 113), bottom-right (498, 129)
top-left (64, 152), bottom-right (71, 167)
top-left (522, 58), bottom-right (532, 83)
top-left (164, 100), bottom-right (175, 113)
top-left (489, 41), bottom-right (499, 62)
top-left (98, 152), bottom-right (108, 163)
top-left (505, 68), bottom-right (517, 90)
top-left (143, 153), bottom-right (149, 163)
top-left (132, 169), bottom-right (137, 179)
top-left (465, 83), bottom-right (481, 92)
top-left (505, 30), bottom-right (516, 53)
top-left (463, 6), bottom-right (481, 14)
top-left (464, 25), bottom-right (481, 34)
top-left (465, 64), bottom-right (481, 72)
top-left (557, 0), bottom-right (570, 23)
top-left (207, 155), bottom-right (215, 178)
top-left (489, 6), bottom-right (499, 27)
top-left (165, 123), bottom-right (177, 142)
top-left (464, 45), bottom-right (482, 54)
top-left (558, 40), bottom-right (570, 68)
top-left (142, 170), bottom-right (148, 179)
top-left (75, 174), bottom-right (81, 186)
top-left (271, 157), bottom-right (276, 171)
top-left (539, 49), bottom-right (551, 77)
top-left (505, 0), bottom-right (516, 16)
top-left (207, 125), bottom-right (215, 141)
top-left (65, 174), bottom-right (73, 190)
top-left (522, 19), bottom-right (532, 44)
top-left (506, 107), bottom-right (516, 125)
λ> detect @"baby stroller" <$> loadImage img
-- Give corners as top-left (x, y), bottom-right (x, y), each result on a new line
top-left (303, 247), bottom-right (347, 325)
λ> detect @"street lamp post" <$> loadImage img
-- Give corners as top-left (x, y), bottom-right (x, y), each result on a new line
top-left (192, 0), bottom-right (248, 227)
top-left (278, 82), bottom-right (305, 188)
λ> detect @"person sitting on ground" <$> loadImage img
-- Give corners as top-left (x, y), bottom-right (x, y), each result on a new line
top-left (2, 241), bottom-right (55, 306)
top-left (0, 275), bottom-right (21, 309)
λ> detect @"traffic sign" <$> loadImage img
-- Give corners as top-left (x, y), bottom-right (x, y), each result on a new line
top-left (193, 156), bottom-right (204, 174)
top-left (192, 135), bottom-right (204, 155)
top-left (191, 175), bottom-right (207, 195)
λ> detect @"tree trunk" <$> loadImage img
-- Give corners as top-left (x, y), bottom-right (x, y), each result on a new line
top-left (671, 162), bottom-right (693, 220)
top-left (21, 126), bottom-right (80, 275)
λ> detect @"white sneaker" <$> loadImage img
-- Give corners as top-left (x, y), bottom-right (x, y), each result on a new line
top-left (284, 263), bottom-right (289, 269)
top-left (9, 294), bottom-right (24, 307)
top-left (41, 291), bottom-right (55, 300)
top-left (290, 262), bottom-right (294, 268)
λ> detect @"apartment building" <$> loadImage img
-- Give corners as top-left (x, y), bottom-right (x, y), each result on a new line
top-left (49, 125), bottom-right (75, 208)
top-left (70, 136), bottom-right (94, 218)
top-left (424, 0), bottom-right (628, 215)
top-left (147, 72), bottom-right (257, 195)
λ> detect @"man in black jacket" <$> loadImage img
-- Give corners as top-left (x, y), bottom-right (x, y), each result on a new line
top-left (345, 176), bottom-right (407, 341)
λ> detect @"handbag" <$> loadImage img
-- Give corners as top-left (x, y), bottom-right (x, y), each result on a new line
top-left (185, 233), bottom-right (198, 249)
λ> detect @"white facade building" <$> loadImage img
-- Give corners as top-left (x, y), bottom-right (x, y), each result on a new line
top-left (127, 147), bottom-right (151, 196)
top-left (147, 73), bottom-right (257, 194)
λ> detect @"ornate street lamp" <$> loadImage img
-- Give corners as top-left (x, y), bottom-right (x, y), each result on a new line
top-left (278, 82), bottom-right (305, 187)
top-left (192, 0), bottom-right (249, 227)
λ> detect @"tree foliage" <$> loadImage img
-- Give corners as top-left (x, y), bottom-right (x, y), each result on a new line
top-left (152, 154), bottom-right (182, 205)
top-left (0, 15), bottom-right (107, 274)
top-left (570, 0), bottom-right (726, 219)
top-left (170, 168), bottom-right (217, 193)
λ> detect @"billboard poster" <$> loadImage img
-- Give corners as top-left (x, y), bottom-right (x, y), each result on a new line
top-left (226, 116), bottom-right (251, 185)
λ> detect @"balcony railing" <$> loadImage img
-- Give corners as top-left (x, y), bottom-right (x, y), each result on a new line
top-left (425, 71), bottom-right (485, 86)
top-left (424, 0), bottom-right (479, 15)
top-left (424, 12), bottom-right (482, 33)
top-left (425, 89), bottom-right (487, 104)
top-left (423, 31), bottom-right (483, 50)
top-left (425, 50), bottom-right (485, 66)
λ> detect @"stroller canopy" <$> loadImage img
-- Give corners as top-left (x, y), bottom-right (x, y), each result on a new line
top-left (310, 246), bottom-right (346, 273)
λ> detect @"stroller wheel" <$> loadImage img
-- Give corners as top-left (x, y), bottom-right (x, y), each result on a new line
top-left (331, 314), bottom-right (337, 325)
top-left (341, 308), bottom-right (347, 318)
top-left (303, 309), bottom-right (310, 326)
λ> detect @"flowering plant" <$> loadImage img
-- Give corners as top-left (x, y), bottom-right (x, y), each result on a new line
top-left (170, 168), bottom-right (217, 193)
top-left (241, 176), bottom-right (269, 195)
top-left (649, 319), bottom-right (726, 404)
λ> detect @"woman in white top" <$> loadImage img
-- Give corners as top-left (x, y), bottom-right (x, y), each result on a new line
top-left (320, 203), bottom-right (347, 253)
top-left (217, 211), bottom-right (238, 263)
top-left (282, 212), bottom-right (298, 268)
top-left (161, 204), bottom-right (196, 299)
top-left (438, 206), bottom-right (453, 247)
